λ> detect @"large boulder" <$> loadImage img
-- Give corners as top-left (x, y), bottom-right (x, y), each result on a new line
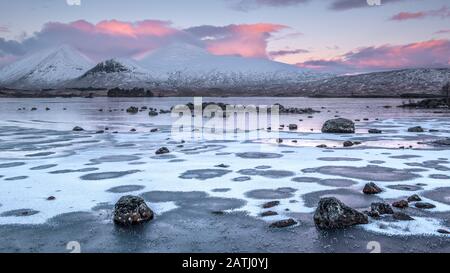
top-left (113, 196), bottom-right (154, 226)
top-left (321, 118), bottom-right (355, 134)
top-left (314, 197), bottom-right (368, 230)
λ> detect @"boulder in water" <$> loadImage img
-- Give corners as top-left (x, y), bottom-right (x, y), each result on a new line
top-left (314, 197), bottom-right (368, 229)
top-left (113, 195), bottom-right (154, 226)
top-left (321, 118), bottom-right (355, 134)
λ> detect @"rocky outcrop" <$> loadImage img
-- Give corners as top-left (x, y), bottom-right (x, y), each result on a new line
top-left (270, 218), bottom-right (297, 228)
top-left (113, 195), bottom-right (154, 226)
top-left (399, 98), bottom-right (449, 109)
top-left (371, 203), bottom-right (394, 215)
top-left (126, 106), bottom-right (139, 114)
top-left (363, 183), bottom-right (382, 195)
top-left (321, 118), bottom-right (355, 134)
top-left (314, 197), bottom-right (368, 229)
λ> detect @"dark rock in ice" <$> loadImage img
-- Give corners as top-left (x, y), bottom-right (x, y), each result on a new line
top-left (437, 229), bottom-right (450, 234)
top-left (261, 211), bottom-right (278, 217)
top-left (288, 124), bottom-right (298, 130)
top-left (321, 118), bottom-right (355, 134)
top-left (270, 218), bottom-right (297, 228)
top-left (363, 182), bottom-right (382, 195)
top-left (155, 147), bottom-right (170, 155)
top-left (314, 197), bottom-right (368, 230)
top-left (368, 129), bottom-right (382, 134)
top-left (262, 201), bottom-right (280, 209)
top-left (393, 212), bottom-right (414, 221)
top-left (343, 141), bottom-right (354, 147)
top-left (215, 164), bottom-right (230, 168)
top-left (392, 200), bottom-right (409, 209)
top-left (126, 106), bottom-right (139, 114)
top-left (414, 202), bottom-right (436, 209)
top-left (72, 126), bottom-right (84, 132)
top-left (148, 110), bottom-right (159, 117)
top-left (407, 194), bottom-right (422, 202)
top-left (408, 126), bottom-right (425, 133)
top-left (371, 203), bottom-right (394, 215)
top-left (47, 196), bottom-right (56, 201)
top-left (113, 195), bottom-right (154, 226)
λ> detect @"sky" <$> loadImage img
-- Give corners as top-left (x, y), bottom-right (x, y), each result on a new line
top-left (0, 0), bottom-right (449, 73)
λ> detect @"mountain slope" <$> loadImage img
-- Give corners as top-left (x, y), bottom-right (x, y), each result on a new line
top-left (0, 45), bottom-right (93, 89)
top-left (138, 43), bottom-right (327, 88)
top-left (66, 58), bottom-right (154, 89)
top-left (295, 68), bottom-right (450, 97)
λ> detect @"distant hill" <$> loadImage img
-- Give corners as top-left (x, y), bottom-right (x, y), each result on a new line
top-left (293, 68), bottom-right (450, 97)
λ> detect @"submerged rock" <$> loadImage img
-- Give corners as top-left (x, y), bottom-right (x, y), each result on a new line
top-left (371, 203), bottom-right (394, 215)
top-left (126, 106), bottom-right (139, 114)
top-left (393, 212), bottom-right (414, 221)
top-left (72, 126), bottom-right (84, 132)
top-left (321, 118), bottom-right (355, 134)
top-left (155, 147), bottom-right (170, 155)
top-left (392, 200), bottom-right (409, 209)
top-left (113, 195), bottom-right (154, 226)
top-left (408, 126), bottom-right (425, 133)
top-left (407, 194), bottom-right (422, 202)
top-left (343, 141), bottom-right (354, 147)
top-left (363, 182), bottom-right (382, 195)
top-left (288, 124), bottom-right (298, 130)
top-left (270, 218), bottom-right (297, 228)
top-left (261, 211), bottom-right (278, 217)
top-left (368, 129), bottom-right (382, 134)
top-left (414, 202), bottom-right (436, 209)
top-left (314, 197), bottom-right (368, 229)
top-left (262, 201), bottom-right (280, 209)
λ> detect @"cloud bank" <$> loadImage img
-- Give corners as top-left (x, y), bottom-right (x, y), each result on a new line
top-left (297, 39), bottom-right (450, 73)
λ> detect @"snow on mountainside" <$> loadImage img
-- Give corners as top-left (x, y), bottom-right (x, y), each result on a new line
top-left (137, 43), bottom-right (327, 88)
top-left (66, 58), bottom-right (154, 89)
top-left (295, 68), bottom-right (450, 97)
top-left (0, 45), bottom-right (93, 89)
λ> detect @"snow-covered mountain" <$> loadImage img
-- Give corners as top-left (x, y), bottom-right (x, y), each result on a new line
top-left (137, 43), bottom-right (326, 88)
top-left (66, 58), bottom-right (154, 89)
top-left (294, 68), bottom-right (450, 97)
top-left (0, 45), bottom-right (93, 89)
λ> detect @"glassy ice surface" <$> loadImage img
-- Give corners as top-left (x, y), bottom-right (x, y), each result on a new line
top-left (0, 97), bottom-right (449, 251)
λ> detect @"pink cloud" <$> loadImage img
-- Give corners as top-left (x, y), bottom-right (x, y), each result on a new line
top-left (390, 6), bottom-right (450, 21)
top-left (297, 39), bottom-right (450, 73)
top-left (186, 23), bottom-right (287, 58)
top-left (0, 20), bottom-right (287, 62)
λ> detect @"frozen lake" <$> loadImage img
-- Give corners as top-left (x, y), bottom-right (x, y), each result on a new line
top-left (0, 97), bottom-right (449, 253)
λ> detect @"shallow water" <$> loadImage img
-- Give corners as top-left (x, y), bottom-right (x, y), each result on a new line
top-left (0, 97), bottom-right (449, 240)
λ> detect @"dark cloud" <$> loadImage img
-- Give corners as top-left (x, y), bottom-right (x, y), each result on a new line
top-left (269, 48), bottom-right (309, 58)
